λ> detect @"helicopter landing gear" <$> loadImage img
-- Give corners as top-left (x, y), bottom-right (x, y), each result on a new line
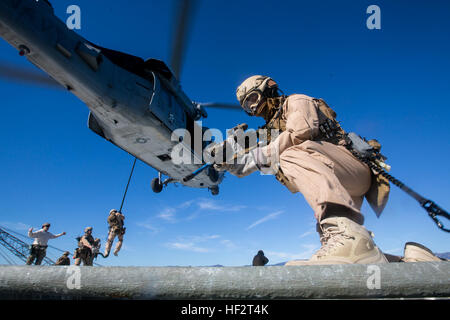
top-left (151, 177), bottom-right (163, 193)
top-left (151, 172), bottom-right (164, 193)
top-left (207, 166), bottom-right (219, 183)
top-left (151, 173), bottom-right (175, 193)
top-left (209, 186), bottom-right (219, 196)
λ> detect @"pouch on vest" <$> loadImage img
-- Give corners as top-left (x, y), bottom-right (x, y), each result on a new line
top-left (345, 132), bottom-right (390, 216)
top-left (365, 173), bottom-right (390, 217)
top-left (314, 98), bottom-right (345, 144)
top-left (346, 132), bottom-right (373, 158)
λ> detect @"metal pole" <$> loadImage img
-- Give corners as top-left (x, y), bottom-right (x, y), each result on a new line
top-left (0, 262), bottom-right (448, 299)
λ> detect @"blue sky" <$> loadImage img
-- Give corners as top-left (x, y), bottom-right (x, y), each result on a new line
top-left (0, 0), bottom-right (449, 266)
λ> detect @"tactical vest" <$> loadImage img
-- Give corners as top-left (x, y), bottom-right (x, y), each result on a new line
top-left (264, 96), bottom-right (287, 139)
top-left (55, 256), bottom-right (70, 265)
top-left (108, 214), bottom-right (125, 233)
top-left (263, 96), bottom-right (346, 193)
top-left (314, 98), bottom-right (347, 145)
top-left (264, 97), bottom-right (346, 145)
top-left (79, 234), bottom-right (94, 249)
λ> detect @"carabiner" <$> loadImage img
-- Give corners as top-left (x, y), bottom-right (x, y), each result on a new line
top-left (422, 200), bottom-right (450, 233)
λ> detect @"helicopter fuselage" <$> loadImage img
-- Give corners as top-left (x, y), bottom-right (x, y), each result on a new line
top-left (0, 0), bottom-right (223, 193)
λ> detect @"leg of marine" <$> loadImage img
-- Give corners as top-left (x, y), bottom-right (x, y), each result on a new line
top-left (280, 141), bottom-right (386, 265)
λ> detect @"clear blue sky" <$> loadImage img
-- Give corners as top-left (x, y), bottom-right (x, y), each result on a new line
top-left (0, 0), bottom-right (449, 266)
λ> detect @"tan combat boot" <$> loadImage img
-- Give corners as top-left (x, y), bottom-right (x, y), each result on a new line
top-left (103, 242), bottom-right (111, 258)
top-left (285, 217), bottom-right (388, 265)
top-left (401, 242), bottom-right (442, 262)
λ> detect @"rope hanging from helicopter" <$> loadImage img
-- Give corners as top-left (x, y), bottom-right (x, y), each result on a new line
top-left (119, 157), bottom-right (137, 213)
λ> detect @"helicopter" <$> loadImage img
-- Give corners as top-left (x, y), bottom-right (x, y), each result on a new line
top-left (0, 0), bottom-right (242, 196)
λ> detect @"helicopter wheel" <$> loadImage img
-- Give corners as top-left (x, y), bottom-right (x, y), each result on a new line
top-left (209, 186), bottom-right (219, 196)
top-left (207, 166), bottom-right (219, 183)
top-left (151, 177), bottom-right (163, 193)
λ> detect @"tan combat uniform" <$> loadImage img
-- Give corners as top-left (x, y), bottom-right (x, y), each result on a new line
top-left (231, 75), bottom-right (390, 265)
top-left (55, 252), bottom-right (70, 266)
top-left (74, 234), bottom-right (95, 266)
top-left (230, 94), bottom-right (383, 224)
top-left (104, 212), bottom-right (125, 257)
top-left (92, 238), bottom-right (101, 259)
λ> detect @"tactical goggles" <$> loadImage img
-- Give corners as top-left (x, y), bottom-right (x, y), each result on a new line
top-left (242, 90), bottom-right (263, 115)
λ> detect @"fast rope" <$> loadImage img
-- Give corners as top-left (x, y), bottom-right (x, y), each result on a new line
top-left (119, 157), bottom-right (137, 213)
top-left (351, 151), bottom-right (450, 233)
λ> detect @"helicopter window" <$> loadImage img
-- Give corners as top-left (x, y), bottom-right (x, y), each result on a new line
top-left (76, 42), bottom-right (102, 71)
top-left (157, 154), bottom-right (172, 162)
top-left (143, 59), bottom-right (173, 81)
top-left (56, 43), bottom-right (72, 59)
top-left (85, 42), bottom-right (154, 81)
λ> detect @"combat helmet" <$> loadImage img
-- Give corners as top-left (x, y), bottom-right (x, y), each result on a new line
top-left (236, 75), bottom-right (279, 115)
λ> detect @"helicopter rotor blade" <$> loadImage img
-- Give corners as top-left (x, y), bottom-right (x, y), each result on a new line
top-left (199, 102), bottom-right (242, 111)
top-left (0, 62), bottom-right (62, 89)
top-left (170, 0), bottom-right (197, 80)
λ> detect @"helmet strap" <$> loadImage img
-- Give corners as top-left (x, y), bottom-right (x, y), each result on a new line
top-left (252, 99), bottom-right (268, 117)
top-left (262, 96), bottom-right (286, 121)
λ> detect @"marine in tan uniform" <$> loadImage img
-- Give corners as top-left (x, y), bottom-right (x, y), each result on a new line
top-left (74, 227), bottom-right (95, 266)
top-left (216, 75), bottom-right (390, 265)
top-left (55, 251), bottom-right (71, 266)
top-left (103, 209), bottom-right (125, 257)
top-left (92, 238), bottom-right (102, 259)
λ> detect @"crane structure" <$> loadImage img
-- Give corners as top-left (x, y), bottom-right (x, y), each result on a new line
top-left (0, 226), bottom-right (55, 265)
